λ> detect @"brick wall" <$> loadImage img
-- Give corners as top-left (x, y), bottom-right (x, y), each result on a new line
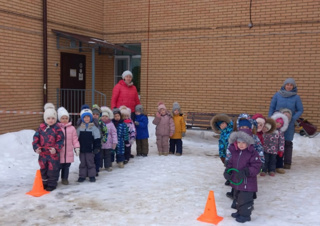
top-left (0, 0), bottom-right (319, 134)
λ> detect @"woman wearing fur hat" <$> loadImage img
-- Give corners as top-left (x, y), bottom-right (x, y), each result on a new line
top-left (99, 106), bottom-right (118, 171)
top-left (152, 102), bottom-right (175, 156)
top-left (223, 128), bottom-right (262, 223)
top-left (57, 106), bottom-right (80, 185)
top-left (268, 78), bottom-right (304, 170)
top-left (111, 70), bottom-right (140, 121)
top-left (261, 112), bottom-right (289, 176)
top-left (169, 102), bottom-right (186, 156)
top-left (32, 103), bottom-right (65, 191)
top-left (77, 108), bottom-right (101, 182)
top-left (210, 114), bottom-right (234, 164)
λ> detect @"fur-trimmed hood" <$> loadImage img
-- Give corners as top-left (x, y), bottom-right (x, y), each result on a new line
top-left (228, 129), bottom-right (255, 145)
top-left (264, 117), bottom-right (276, 134)
top-left (210, 114), bottom-right (232, 133)
top-left (271, 112), bottom-right (289, 132)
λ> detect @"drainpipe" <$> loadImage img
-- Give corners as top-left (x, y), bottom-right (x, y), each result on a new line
top-left (92, 47), bottom-right (95, 106)
top-left (43, 0), bottom-right (48, 105)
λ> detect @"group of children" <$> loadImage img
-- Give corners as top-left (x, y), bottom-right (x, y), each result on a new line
top-left (212, 110), bottom-right (291, 223)
top-left (32, 100), bottom-right (187, 191)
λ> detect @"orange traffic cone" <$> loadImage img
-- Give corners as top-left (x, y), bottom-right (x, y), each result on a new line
top-left (197, 190), bottom-right (223, 225)
top-left (26, 170), bottom-right (50, 197)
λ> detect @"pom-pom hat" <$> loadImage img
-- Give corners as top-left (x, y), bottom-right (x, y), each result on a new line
top-left (80, 108), bottom-right (93, 123)
top-left (43, 103), bottom-right (57, 122)
top-left (101, 106), bottom-right (114, 119)
top-left (157, 101), bottom-right (167, 111)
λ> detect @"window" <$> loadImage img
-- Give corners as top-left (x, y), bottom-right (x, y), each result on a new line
top-left (114, 56), bottom-right (130, 85)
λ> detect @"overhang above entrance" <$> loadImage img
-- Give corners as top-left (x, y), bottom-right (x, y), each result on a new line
top-left (52, 29), bottom-right (137, 55)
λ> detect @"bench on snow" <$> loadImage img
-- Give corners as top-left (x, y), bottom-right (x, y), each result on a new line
top-left (186, 112), bottom-right (238, 130)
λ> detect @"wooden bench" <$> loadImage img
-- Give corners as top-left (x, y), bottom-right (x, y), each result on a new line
top-left (186, 112), bottom-right (238, 130)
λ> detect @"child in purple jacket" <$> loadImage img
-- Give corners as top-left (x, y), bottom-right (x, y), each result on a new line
top-left (99, 106), bottom-right (118, 172)
top-left (224, 128), bottom-right (262, 223)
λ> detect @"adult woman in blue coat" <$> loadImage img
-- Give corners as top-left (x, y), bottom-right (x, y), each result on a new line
top-left (268, 78), bottom-right (303, 172)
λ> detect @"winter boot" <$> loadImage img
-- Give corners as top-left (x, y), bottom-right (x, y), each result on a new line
top-left (276, 168), bottom-right (286, 174)
top-left (225, 180), bottom-right (230, 186)
top-left (231, 212), bottom-right (240, 218)
top-left (46, 186), bottom-right (56, 191)
top-left (106, 167), bottom-right (112, 172)
top-left (260, 172), bottom-right (266, 176)
top-left (118, 162), bottom-right (124, 168)
top-left (269, 172), bottom-right (275, 176)
top-left (89, 177), bottom-right (96, 182)
top-left (284, 164), bottom-right (291, 169)
top-left (77, 177), bottom-right (85, 182)
top-left (236, 215), bottom-right (251, 223)
top-left (169, 152), bottom-right (174, 155)
top-left (231, 199), bottom-right (237, 209)
top-left (163, 152), bottom-right (168, 156)
top-left (175, 153), bottom-right (182, 156)
top-left (61, 179), bottom-right (69, 185)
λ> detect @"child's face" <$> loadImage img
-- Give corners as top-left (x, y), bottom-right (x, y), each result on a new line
top-left (114, 114), bottom-right (121, 121)
top-left (160, 108), bottom-right (166, 115)
top-left (93, 113), bottom-right (100, 119)
top-left (60, 115), bottom-right (69, 124)
top-left (239, 126), bottom-right (249, 130)
top-left (257, 122), bottom-right (265, 132)
top-left (283, 112), bottom-right (291, 121)
top-left (135, 111), bottom-right (141, 116)
top-left (262, 126), bottom-right (269, 133)
top-left (83, 116), bottom-right (91, 123)
top-left (123, 114), bottom-right (129, 120)
top-left (173, 109), bottom-right (179, 115)
top-left (101, 115), bottom-right (109, 121)
top-left (237, 141), bottom-right (248, 150)
top-left (46, 117), bottom-right (56, 126)
top-left (219, 122), bottom-right (227, 130)
top-left (276, 122), bottom-right (282, 129)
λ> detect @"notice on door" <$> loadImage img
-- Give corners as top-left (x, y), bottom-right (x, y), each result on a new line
top-left (70, 69), bottom-right (76, 77)
top-left (79, 73), bottom-right (83, 81)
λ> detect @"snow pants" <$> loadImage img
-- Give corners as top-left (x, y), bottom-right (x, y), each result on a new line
top-left (100, 149), bottom-right (112, 168)
top-left (136, 139), bottom-right (149, 156)
top-left (169, 138), bottom-right (182, 154)
top-left (79, 152), bottom-right (96, 178)
top-left (263, 153), bottom-right (277, 173)
top-left (60, 163), bottom-right (71, 180)
top-left (94, 151), bottom-right (101, 173)
top-left (125, 145), bottom-right (132, 161)
top-left (111, 147), bottom-right (125, 163)
top-left (156, 135), bottom-right (169, 154)
top-left (38, 154), bottom-right (60, 188)
top-left (233, 190), bottom-right (254, 217)
top-left (284, 140), bottom-right (293, 165)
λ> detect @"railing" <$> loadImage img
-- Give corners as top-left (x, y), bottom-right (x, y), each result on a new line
top-left (56, 88), bottom-right (107, 125)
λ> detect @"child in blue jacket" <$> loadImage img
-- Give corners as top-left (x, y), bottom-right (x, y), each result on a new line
top-left (134, 104), bottom-right (149, 157)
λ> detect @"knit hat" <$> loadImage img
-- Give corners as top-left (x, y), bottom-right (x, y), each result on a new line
top-left (81, 104), bottom-right (90, 110)
top-left (43, 103), bottom-right (57, 122)
top-left (275, 118), bottom-right (284, 127)
top-left (172, 102), bottom-right (181, 113)
top-left (100, 106), bottom-right (114, 119)
top-left (92, 104), bottom-right (101, 115)
top-left (80, 108), bottom-right (93, 123)
top-left (238, 119), bottom-right (252, 129)
top-left (279, 108), bottom-right (292, 121)
top-left (112, 108), bottom-right (121, 116)
top-left (135, 104), bottom-right (144, 113)
top-left (122, 70), bottom-right (133, 79)
top-left (57, 106), bottom-right (69, 121)
top-left (157, 101), bottom-right (167, 111)
top-left (283, 78), bottom-right (296, 87)
top-left (119, 105), bottom-right (131, 117)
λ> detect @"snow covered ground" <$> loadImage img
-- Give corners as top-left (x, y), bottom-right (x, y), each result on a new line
top-left (0, 117), bottom-right (319, 226)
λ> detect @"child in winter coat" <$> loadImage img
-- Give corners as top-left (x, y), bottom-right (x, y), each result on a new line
top-left (152, 102), bottom-right (175, 156)
top-left (57, 107), bottom-right (80, 185)
top-left (92, 104), bottom-right (102, 176)
top-left (99, 106), bottom-right (118, 172)
top-left (112, 108), bottom-right (129, 168)
top-left (32, 103), bottom-right (64, 191)
top-left (120, 105), bottom-right (136, 164)
top-left (77, 108), bottom-right (101, 182)
top-left (261, 115), bottom-right (285, 176)
top-left (263, 112), bottom-right (289, 175)
top-left (210, 113), bottom-right (234, 164)
top-left (224, 128), bottom-right (262, 223)
top-left (169, 102), bottom-right (186, 156)
top-left (134, 104), bottom-right (149, 157)
top-left (251, 113), bottom-right (266, 145)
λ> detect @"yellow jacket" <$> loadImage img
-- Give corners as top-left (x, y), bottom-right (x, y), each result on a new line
top-left (170, 114), bottom-right (186, 139)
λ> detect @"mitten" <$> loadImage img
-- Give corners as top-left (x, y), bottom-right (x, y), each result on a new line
top-left (277, 151), bottom-right (284, 158)
top-left (93, 148), bottom-right (100, 154)
top-left (223, 169), bottom-right (232, 180)
top-left (74, 148), bottom-right (80, 156)
top-left (156, 112), bottom-right (161, 118)
top-left (35, 148), bottom-right (42, 154)
top-left (236, 168), bottom-right (249, 180)
top-left (49, 148), bottom-right (56, 154)
top-left (112, 143), bottom-right (117, 150)
top-left (182, 132), bottom-right (185, 137)
top-left (134, 121), bottom-right (139, 126)
top-left (129, 139), bottom-right (135, 145)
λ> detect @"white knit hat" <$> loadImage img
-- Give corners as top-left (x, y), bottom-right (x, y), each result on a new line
top-left (122, 70), bottom-right (133, 79)
top-left (57, 106), bottom-right (69, 121)
top-left (119, 105), bottom-right (131, 117)
top-left (100, 106), bottom-right (114, 119)
top-left (43, 103), bottom-right (57, 122)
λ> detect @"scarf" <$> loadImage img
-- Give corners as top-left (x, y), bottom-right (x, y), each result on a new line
top-left (278, 86), bottom-right (297, 98)
top-left (99, 120), bottom-right (109, 143)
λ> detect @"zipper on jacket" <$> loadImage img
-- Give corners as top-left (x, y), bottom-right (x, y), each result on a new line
top-left (64, 127), bottom-right (67, 163)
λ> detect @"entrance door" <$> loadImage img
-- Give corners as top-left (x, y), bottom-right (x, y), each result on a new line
top-left (60, 53), bottom-right (86, 124)
top-left (114, 56), bottom-right (130, 85)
